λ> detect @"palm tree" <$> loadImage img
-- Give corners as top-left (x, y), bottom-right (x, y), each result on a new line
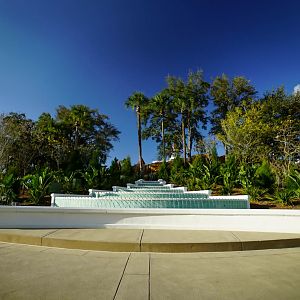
top-left (167, 71), bottom-right (209, 164)
top-left (146, 89), bottom-right (172, 161)
top-left (167, 76), bottom-right (188, 164)
top-left (125, 92), bottom-right (148, 172)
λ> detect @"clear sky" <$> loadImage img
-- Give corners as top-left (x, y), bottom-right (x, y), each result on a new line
top-left (0, 0), bottom-right (299, 165)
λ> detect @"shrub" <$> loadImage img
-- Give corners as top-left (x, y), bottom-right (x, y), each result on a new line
top-left (22, 167), bottom-right (55, 204)
top-left (0, 173), bottom-right (18, 205)
top-left (157, 161), bottom-right (169, 181)
top-left (254, 160), bottom-right (275, 191)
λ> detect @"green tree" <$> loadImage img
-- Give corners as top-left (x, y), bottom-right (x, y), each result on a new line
top-left (34, 113), bottom-right (68, 170)
top-left (143, 89), bottom-right (177, 161)
top-left (210, 75), bottom-right (256, 152)
top-left (56, 105), bottom-right (120, 167)
top-left (218, 103), bottom-right (275, 163)
top-left (125, 92), bottom-right (149, 171)
top-left (0, 113), bottom-right (36, 176)
top-left (109, 158), bottom-right (121, 186)
top-left (120, 156), bottom-right (134, 184)
top-left (167, 70), bottom-right (209, 163)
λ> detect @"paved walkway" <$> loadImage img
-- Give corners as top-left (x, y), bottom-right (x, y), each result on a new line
top-left (0, 242), bottom-right (299, 299)
top-left (0, 229), bottom-right (300, 252)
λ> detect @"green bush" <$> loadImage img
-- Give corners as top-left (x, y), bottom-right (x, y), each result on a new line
top-left (220, 155), bottom-right (238, 195)
top-left (274, 189), bottom-right (296, 206)
top-left (286, 170), bottom-right (300, 198)
top-left (22, 167), bottom-right (55, 204)
top-left (158, 161), bottom-right (169, 181)
top-left (254, 160), bottom-right (275, 191)
top-left (0, 173), bottom-right (18, 205)
top-left (170, 156), bottom-right (186, 186)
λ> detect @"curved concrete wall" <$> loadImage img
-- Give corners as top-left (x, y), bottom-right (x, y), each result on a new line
top-left (0, 206), bottom-right (299, 233)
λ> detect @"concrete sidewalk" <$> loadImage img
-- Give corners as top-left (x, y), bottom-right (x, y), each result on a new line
top-left (0, 242), bottom-right (299, 299)
top-left (0, 228), bottom-right (299, 252)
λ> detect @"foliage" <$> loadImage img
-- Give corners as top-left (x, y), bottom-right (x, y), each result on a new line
top-left (238, 164), bottom-right (268, 200)
top-left (120, 156), bottom-right (134, 184)
top-left (220, 155), bottom-right (238, 195)
top-left (81, 166), bottom-right (100, 189)
top-left (22, 168), bottom-right (55, 204)
top-left (125, 92), bottom-right (149, 171)
top-left (0, 113), bottom-right (36, 176)
top-left (169, 156), bottom-right (186, 186)
top-left (56, 171), bottom-right (81, 194)
top-left (0, 73), bottom-right (299, 206)
top-left (109, 158), bottom-right (121, 186)
top-left (166, 70), bottom-right (209, 163)
top-left (218, 103), bottom-right (275, 163)
top-left (286, 170), bottom-right (300, 198)
top-left (274, 189), bottom-right (296, 206)
top-left (254, 161), bottom-right (275, 191)
top-left (0, 172), bottom-right (18, 205)
top-left (56, 105), bottom-right (120, 167)
top-left (210, 74), bottom-right (256, 137)
top-left (143, 89), bottom-right (178, 161)
top-left (157, 161), bottom-right (169, 181)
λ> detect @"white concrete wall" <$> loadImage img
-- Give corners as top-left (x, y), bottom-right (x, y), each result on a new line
top-left (0, 206), bottom-right (299, 233)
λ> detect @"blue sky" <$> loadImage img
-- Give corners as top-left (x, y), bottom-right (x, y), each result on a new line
top-left (0, 0), bottom-right (299, 165)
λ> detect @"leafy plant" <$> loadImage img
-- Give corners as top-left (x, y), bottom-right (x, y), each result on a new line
top-left (286, 170), bottom-right (300, 198)
top-left (254, 160), bottom-right (275, 191)
top-left (274, 189), bottom-right (296, 206)
top-left (220, 155), bottom-right (238, 195)
top-left (170, 156), bottom-right (186, 186)
top-left (157, 161), bottom-right (169, 181)
top-left (0, 173), bottom-right (18, 205)
top-left (22, 167), bottom-right (55, 204)
top-left (82, 166), bottom-right (99, 189)
top-left (56, 171), bottom-right (80, 194)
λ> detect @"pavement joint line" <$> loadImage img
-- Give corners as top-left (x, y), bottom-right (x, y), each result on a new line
top-left (40, 229), bottom-right (60, 246)
top-left (230, 231), bottom-right (244, 251)
top-left (113, 253), bottom-right (131, 300)
top-left (139, 229), bottom-right (145, 252)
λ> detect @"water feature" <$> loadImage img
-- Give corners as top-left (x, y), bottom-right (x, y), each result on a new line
top-left (51, 179), bottom-right (250, 209)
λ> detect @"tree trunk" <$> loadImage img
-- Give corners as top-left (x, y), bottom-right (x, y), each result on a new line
top-left (182, 117), bottom-right (186, 165)
top-left (74, 121), bottom-right (79, 150)
top-left (187, 112), bottom-right (192, 161)
top-left (188, 125), bottom-right (192, 161)
top-left (161, 118), bottom-right (165, 161)
top-left (137, 107), bottom-right (143, 172)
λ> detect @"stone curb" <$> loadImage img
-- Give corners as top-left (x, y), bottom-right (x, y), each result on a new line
top-left (0, 229), bottom-right (299, 252)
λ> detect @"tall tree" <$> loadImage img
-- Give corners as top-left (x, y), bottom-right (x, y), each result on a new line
top-left (167, 70), bottom-right (209, 164)
top-left (210, 74), bottom-right (256, 141)
top-left (143, 89), bottom-right (177, 161)
top-left (218, 103), bottom-right (275, 163)
top-left (185, 71), bottom-right (210, 159)
top-left (218, 87), bottom-right (300, 175)
top-left (34, 113), bottom-right (68, 170)
top-left (125, 92), bottom-right (148, 171)
top-left (167, 76), bottom-right (187, 163)
top-left (0, 113), bottom-right (36, 175)
top-left (56, 105), bottom-right (120, 168)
